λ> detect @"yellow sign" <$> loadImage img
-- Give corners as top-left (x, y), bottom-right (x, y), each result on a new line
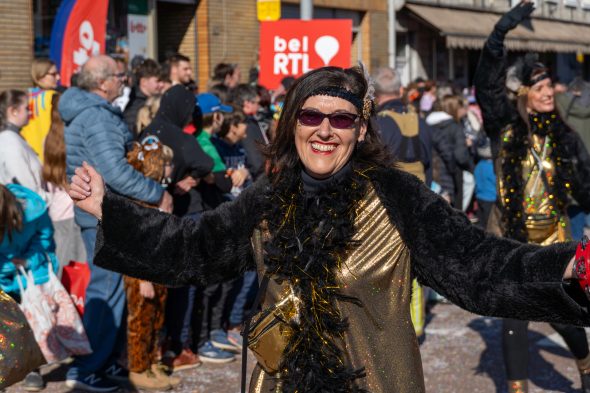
top-left (257, 0), bottom-right (281, 22)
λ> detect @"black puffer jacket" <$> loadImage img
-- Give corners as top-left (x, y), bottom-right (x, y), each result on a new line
top-left (426, 111), bottom-right (472, 208)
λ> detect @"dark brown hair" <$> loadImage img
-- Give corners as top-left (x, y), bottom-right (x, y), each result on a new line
top-left (0, 184), bottom-right (23, 243)
top-left (167, 53), bottom-right (190, 66)
top-left (264, 66), bottom-right (392, 181)
top-left (134, 58), bottom-right (161, 82)
top-left (218, 109), bottom-right (247, 138)
top-left (440, 95), bottom-right (465, 123)
top-left (0, 90), bottom-right (27, 130)
top-left (212, 63), bottom-right (238, 82)
top-left (42, 94), bottom-right (67, 188)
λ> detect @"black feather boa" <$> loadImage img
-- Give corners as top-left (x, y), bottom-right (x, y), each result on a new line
top-left (499, 112), bottom-right (575, 242)
top-left (262, 160), bottom-right (372, 392)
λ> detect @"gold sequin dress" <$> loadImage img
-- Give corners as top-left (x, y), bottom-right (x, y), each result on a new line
top-left (249, 185), bottom-right (424, 393)
top-left (498, 132), bottom-right (570, 245)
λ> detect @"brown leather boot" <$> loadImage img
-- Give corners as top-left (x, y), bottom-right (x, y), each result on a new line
top-left (507, 380), bottom-right (528, 393)
top-left (151, 363), bottom-right (181, 388)
top-left (129, 370), bottom-right (171, 391)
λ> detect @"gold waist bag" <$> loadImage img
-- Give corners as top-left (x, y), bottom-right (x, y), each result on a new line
top-left (247, 289), bottom-right (300, 374)
top-left (525, 214), bottom-right (558, 243)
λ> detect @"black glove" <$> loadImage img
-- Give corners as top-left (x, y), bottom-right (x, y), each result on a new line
top-left (489, 1), bottom-right (535, 51)
top-left (495, 1), bottom-right (535, 34)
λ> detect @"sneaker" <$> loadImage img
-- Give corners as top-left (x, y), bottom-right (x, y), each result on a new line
top-left (227, 329), bottom-right (243, 351)
top-left (23, 371), bottom-right (44, 392)
top-left (211, 329), bottom-right (240, 352)
top-left (151, 364), bottom-right (181, 388)
top-left (65, 373), bottom-right (119, 392)
top-left (129, 370), bottom-right (171, 391)
top-left (198, 341), bottom-right (235, 364)
top-left (102, 363), bottom-right (129, 382)
top-left (162, 348), bottom-right (202, 371)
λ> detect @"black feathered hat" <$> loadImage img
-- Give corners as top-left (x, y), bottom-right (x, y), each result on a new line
top-left (507, 53), bottom-right (550, 96)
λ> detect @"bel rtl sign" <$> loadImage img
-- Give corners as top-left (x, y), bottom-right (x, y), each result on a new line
top-left (259, 20), bottom-right (352, 90)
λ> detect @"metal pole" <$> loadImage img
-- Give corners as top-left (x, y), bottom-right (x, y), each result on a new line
top-left (449, 47), bottom-right (455, 81)
top-left (388, 0), bottom-right (396, 68)
top-left (301, 0), bottom-right (313, 20)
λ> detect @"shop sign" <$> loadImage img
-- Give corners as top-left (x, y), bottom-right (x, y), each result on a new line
top-left (257, 0), bottom-right (281, 21)
top-left (259, 20), bottom-right (352, 90)
top-left (50, 0), bottom-right (108, 86)
top-left (128, 14), bottom-right (149, 60)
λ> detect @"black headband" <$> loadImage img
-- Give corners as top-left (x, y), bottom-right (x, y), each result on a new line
top-left (307, 87), bottom-right (363, 110)
top-left (526, 71), bottom-right (550, 87)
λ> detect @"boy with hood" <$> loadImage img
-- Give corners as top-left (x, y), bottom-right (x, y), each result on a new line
top-left (139, 84), bottom-right (214, 372)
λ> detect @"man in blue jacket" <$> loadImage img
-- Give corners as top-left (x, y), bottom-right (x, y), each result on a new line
top-left (60, 55), bottom-right (172, 392)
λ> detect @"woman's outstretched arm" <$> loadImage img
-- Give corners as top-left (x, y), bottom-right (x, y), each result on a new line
top-left (375, 168), bottom-right (587, 326)
top-left (70, 162), bottom-right (268, 287)
top-left (473, 1), bottom-right (533, 155)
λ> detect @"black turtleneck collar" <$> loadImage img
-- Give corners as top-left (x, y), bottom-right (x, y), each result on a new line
top-left (301, 161), bottom-right (353, 195)
top-left (3, 122), bottom-right (20, 133)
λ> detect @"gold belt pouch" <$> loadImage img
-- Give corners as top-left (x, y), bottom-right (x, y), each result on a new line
top-left (525, 214), bottom-right (558, 243)
top-left (247, 291), bottom-right (299, 374)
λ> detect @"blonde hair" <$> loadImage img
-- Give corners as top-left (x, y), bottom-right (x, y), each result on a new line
top-left (136, 95), bottom-right (161, 135)
top-left (31, 58), bottom-right (56, 87)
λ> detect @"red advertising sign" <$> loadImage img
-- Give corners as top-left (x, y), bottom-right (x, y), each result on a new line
top-left (259, 20), bottom-right (352, 90)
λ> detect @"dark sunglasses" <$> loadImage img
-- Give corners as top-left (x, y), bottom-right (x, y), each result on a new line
top-left (297, 109), bottom-right (359, 129)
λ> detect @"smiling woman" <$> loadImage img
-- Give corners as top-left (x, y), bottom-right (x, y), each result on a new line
top-left (69, 65), bottom-right (590, 393)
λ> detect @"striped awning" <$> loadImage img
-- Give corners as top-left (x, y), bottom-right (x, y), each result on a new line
top-left (406, 3), bottom-right (590, 54)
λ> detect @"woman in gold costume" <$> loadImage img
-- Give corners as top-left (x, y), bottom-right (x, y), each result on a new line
top-left (474, 2), bottom-right (590, 392)
top-left (71, 65), bottom-right (589, 393)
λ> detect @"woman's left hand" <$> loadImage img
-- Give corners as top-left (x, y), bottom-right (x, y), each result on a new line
top-left (69, 162), bottom-right (105, 220)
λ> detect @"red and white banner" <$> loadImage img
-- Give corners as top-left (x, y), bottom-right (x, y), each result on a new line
top-left (50, 0), bottom-right (108, 86)
top-left (259, 20), bottom-right (352, 90)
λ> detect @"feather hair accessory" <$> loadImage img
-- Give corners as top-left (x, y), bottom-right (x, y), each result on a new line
top-left (358, 61), bottom-right (376, 120)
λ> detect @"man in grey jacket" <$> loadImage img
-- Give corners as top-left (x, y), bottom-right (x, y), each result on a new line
top-left (60, 55), bottom-right (172, 392)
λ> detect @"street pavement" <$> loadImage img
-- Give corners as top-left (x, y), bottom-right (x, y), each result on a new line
top-left (6, 302), bottom-right (585, 392)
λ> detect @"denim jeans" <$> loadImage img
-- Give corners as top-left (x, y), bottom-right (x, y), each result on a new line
top-left (166, 285), bottom-right (196, 354)
top-left (165, 212), bottom-right (201, 354)
top-left (568, 205), bottom-right (586, 241)
top-left (192, 280), bottom-right (235, 349)
top-left (67, 210), bottom-right (126, 380)
top-left (229, 270), bottom-right (258, 326)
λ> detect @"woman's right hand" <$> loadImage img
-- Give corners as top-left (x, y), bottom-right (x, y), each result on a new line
top-left (69, 161), bottom-right (105, 220)
top-left (495, 1), bottom-right (534, 34)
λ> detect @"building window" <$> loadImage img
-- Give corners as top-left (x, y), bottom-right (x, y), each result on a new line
top-left (281, 4), bottom-right (362, 28)
top-left (564, 0), bottom-right (578, 6)
top-left (582, 0), bottom-right (590, 8)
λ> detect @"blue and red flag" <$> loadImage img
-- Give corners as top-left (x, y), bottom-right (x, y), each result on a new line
top-left (50, 0), bottom-right (109, 87)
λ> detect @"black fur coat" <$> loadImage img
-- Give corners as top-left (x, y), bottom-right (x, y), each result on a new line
top-left (95, 166), bottom-right (590, 326)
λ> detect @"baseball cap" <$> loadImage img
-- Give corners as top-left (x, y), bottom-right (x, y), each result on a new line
top-left (196, 93), bottom-right (233, 115)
